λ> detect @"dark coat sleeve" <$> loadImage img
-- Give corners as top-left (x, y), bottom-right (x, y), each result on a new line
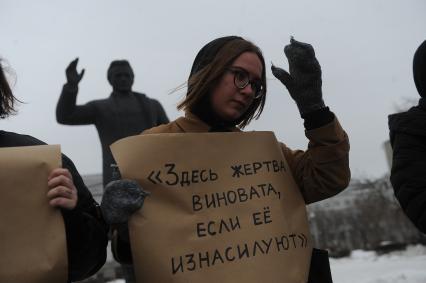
top-left (0, 132), bottom-right (108, 280)
top-left (56, 83), bottom-right (96, 125)
top-left (153, 99), bottom-right (169, 125)
top-left (61, 154), bottom-right (109, 281)
top-left (62, 155), bottom-right (108, 281)
top-left (390, 131), bottom-right (426, 234)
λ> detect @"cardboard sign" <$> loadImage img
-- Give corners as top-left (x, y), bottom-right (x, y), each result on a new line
top-left (0, 145), bottom-right (68, 283)
top-left (111, 132), bottom-right (312, 283)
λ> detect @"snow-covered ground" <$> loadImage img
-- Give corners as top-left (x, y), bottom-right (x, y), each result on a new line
top-left (107, 245), bottom-right (426, 283)
top-left (331, 245), bottom-right (426, 283)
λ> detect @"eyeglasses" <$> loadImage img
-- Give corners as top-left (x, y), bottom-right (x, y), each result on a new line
top-left (227, 67), bottom-right (264, 99)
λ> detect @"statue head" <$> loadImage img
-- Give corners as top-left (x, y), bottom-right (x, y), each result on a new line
top-left (107, 60), bottom-right (134, 93)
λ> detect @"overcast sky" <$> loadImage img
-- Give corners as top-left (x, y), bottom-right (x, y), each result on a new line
top-left (1, 0), bottom-right (425, 179)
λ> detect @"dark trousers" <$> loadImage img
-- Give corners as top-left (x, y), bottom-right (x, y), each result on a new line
top-left (307, 248), bottom-right (333, 283)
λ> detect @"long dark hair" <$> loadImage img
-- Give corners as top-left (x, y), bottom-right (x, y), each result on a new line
top-left (0, 60), bottom-right (19, 118)
top-left (178, 37), bottom-right (267, 129)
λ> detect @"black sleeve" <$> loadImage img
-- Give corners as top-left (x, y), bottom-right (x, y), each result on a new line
top-left (390, 132), bottom-right (426, 234)
top-left (61, 154), bottom-right (109, 281)
top-left (56, 83), bottom-right (97, 125)
top-left (154, 99), bottom-right (170, 125)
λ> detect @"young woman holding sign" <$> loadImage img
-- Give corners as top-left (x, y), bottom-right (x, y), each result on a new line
top-left (102, 36), bottom-right (350, 282)
top-left (0, 60), bottom-right (108, 282)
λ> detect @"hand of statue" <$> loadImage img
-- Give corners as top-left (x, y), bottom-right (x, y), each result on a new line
top-left (271, 37), bottom-right (325, 114)
top-left (101, 179), bottom-right (149, 225)
top-left (65, 58), bottom-right (85, 86)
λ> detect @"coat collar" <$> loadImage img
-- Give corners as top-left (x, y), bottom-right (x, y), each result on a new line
top-left (175, 112), bottom-right (240, 133)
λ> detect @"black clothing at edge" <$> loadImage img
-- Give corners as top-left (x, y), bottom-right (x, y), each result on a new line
top-left (389, 98), bottom-right (426, 234)
top-left (388, 40), bottom-right (426, 234)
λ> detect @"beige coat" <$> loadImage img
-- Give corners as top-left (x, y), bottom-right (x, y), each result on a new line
top-left (144, 112), bottom-right (350, 204)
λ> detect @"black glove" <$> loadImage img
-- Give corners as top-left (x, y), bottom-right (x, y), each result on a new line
top-left (65, 58), bottom-right (85, 87)
top-left (101, 179), bottom-right (149, 225)
top-left (271, 37), bottom-right (325, 115)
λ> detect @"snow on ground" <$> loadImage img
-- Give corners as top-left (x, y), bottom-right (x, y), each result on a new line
top-left (330, 245), bottom-right (426, 283)
top-left (107, 245), bottom-right (426, 283)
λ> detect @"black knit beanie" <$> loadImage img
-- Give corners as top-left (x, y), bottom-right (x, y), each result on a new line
top-left (413, 40), bottom-right (426, 97)
top-left (189, 36), bottom-right (243, 80)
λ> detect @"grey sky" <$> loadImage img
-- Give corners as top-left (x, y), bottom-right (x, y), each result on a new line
top-left (1, 0), bottom-right (425, 179)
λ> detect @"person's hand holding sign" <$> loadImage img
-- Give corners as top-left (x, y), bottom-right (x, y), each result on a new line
top-left (47, 168), bottom-right (78, 210)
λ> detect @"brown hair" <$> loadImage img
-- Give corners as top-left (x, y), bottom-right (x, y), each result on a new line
top-left (178, 38), bottom-right (267, 129)
top-left (0, 60), bottom-right (19, 118)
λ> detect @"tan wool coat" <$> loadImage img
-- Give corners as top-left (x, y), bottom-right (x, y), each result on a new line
top-left (143, 112), bottom-right (350, 204)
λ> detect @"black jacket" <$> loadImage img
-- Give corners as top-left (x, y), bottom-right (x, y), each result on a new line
top-left (388, 39), bottom-right (426, 234)
top-left (389, 99), bottom-right (426, 234)
top-left (0, 130), bottom-right (108, 282)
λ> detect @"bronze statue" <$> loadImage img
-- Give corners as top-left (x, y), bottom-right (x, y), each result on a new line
top-left (56, 59), bottom-right (169, 187)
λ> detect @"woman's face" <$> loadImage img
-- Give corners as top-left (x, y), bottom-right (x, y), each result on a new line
top-left (210, 52), bottom-right (263, 122)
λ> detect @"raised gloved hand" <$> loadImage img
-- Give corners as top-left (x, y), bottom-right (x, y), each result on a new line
top-left (101, 179), bottom-right (149, 225)
top-left (271, 37), bottom-right (325, 115)
top-left (65, 58), bottom-right (85, 87)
